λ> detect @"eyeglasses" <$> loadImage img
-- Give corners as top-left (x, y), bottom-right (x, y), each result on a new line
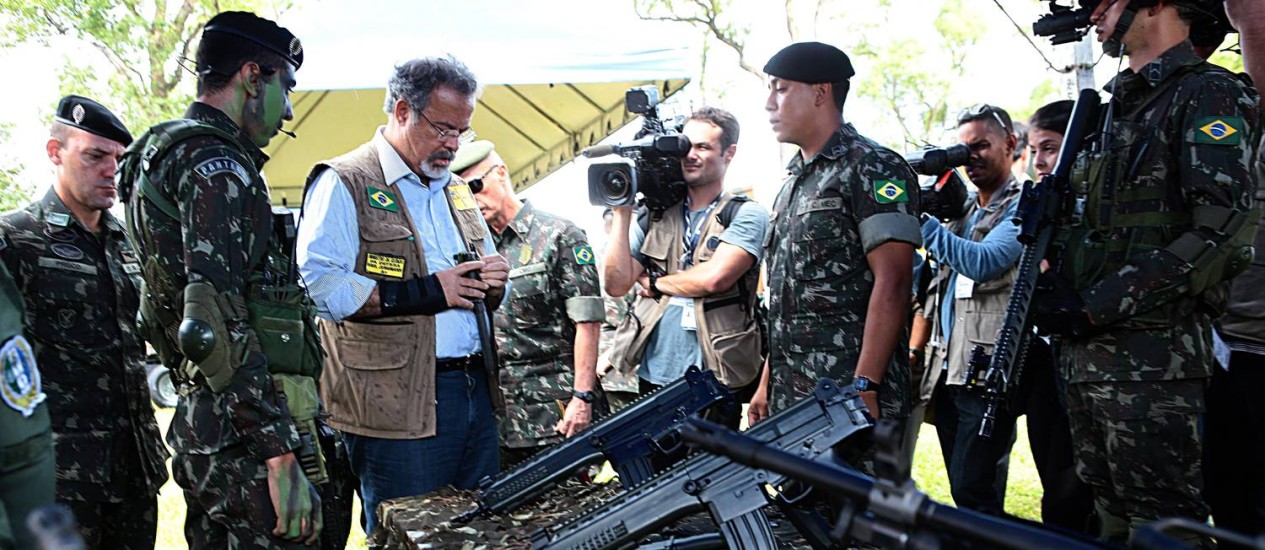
top-left (466, 165), bottom-right (500, 194)
top-left (418, 109), bottom-right (477, 145)
top-left (958, 104), bottom-right (1012, 135)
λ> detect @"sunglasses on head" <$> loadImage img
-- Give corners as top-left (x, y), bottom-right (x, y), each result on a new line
top-left (958, 104), bottom-right (1011, 134)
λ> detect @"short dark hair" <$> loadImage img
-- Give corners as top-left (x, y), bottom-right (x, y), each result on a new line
top-left (383, 56), bottom-right (480, 115)
top-left (195, 32), bottom-right (288, 95)
top-left (689, 106), bottom-right (740, 149)
top-left (1028, 100), bottom-right (1074, 136)
top-left (830, 80), bottom-right (850, 113)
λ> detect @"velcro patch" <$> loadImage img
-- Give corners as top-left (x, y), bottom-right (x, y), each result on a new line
top-left (123, 263), bottom-right (142, 275)
top-left (448, 184), bottom-right (478, 211)
top-left (573, 246), bottom-right (596, 265)
top-left (38, 257), bottom-right (97, 275)
top-left (1, 335), bottom-right (44, 417)
top-left (1191, 116), bottom-right (1243, 145)
top-left (194, 157), bottom-right (250, 184)
top-left (367, 186), bottom-right (399, 212)
top-left (874, 180), bottom-right (909, 204)
top-left (364, 253), bottom-right (405, 278)
top-left (510, 263), bottom-right (547, 278)
top-left (798, 197), bottom-right (843, 215)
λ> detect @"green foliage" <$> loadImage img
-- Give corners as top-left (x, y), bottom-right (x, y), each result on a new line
top-left (633, 0), bottom-right (763, 79)
top-left (0, 123), bottom-right (30, 212)
top-left (1208, 48), bottom-right (1245, 74)
top-left (0, 0), bottom-right (288, 132)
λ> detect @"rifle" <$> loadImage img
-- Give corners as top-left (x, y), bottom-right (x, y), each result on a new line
top-left (453, 251), bottom-right (499, 390)
top-left (454, 366), bottom-right (731, 522)
top-left (530, 378), bottom-right (872, 550)
top-left (681, 418), bottom-right (1104, 550)
top-left (965, 88), bottom-right (1102, 437)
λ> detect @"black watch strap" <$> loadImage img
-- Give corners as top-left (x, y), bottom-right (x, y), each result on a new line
top-left (572, 390), bottom-right (596, 403)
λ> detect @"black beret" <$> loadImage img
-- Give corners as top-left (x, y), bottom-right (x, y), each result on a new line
top-left (763, 42), bottom-right (855, 83)
top-left (54, 95), bottom-right (132, 146)
top-left (203, 11), bottom-right (303, 69)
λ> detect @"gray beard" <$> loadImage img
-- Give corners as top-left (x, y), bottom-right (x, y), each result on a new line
top-left (420, 161), bottom-right (447, 180)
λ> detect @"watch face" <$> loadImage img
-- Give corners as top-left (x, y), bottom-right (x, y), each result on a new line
top-left (853, 377), bottom-right (870, 392)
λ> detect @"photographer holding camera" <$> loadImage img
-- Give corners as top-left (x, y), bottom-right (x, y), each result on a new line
top-left (603, 106), bottom-right (769, 429)
top-left (916, 104), bottom-right (1024, 517)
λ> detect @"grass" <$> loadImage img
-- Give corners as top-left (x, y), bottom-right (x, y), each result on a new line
top-left (152, 409), bottom-right (1041, 549)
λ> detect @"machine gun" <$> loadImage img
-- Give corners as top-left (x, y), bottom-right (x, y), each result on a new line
top-left (454, 366), bottom-right (731, 522)
top-left (530, 378), bottom-right (872, 550)
top-left (963, 88), bottom-right (1101, 438)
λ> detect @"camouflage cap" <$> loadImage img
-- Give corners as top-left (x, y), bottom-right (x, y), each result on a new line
top-left (763, 42), bottom-right (855, 83)
top-left (53, 95), bottom-right (132, 146)
top-left (203, 11), bottom-right (304, 69)
top-left (451, 140), bottom-right (495, 174)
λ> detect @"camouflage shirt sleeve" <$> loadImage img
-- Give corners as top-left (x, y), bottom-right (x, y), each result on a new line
top-left (175, 139), bottom-right (300, 459)
top-left (850, 150), bottom-right (924, 253)
top-left (1082, 75), bottom-right (1259, 325)
top-left (555, 224), bottom-right (604, 324)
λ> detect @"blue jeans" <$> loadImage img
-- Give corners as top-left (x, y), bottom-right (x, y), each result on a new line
top-left (344, 369), bottom-right (499, 534)
top-left (935, 379), bottom-right (1018, 516)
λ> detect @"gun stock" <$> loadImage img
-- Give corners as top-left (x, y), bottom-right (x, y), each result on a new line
top-left (967, 88), bottom-right (1102, 437)
top-left (532, 378), bottom-right (872, 550)
top-left (459, 366), bottom-right (731, 520)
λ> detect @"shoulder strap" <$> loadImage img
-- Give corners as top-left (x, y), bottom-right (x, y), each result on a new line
top-left (129, 120), bottom-right (243, 221)
top-left (716, 195), bottom-right (750, 228)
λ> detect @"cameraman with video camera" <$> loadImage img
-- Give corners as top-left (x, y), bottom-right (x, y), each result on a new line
top-left (917, 104), bottom-right (1025, 517)
top-left (603, 107), bottom-right (769, 429)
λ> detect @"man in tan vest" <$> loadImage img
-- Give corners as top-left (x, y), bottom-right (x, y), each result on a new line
top-left (603, 106), bottom-right (769, 430)
top-left (295, 56), bottom-right (509, 535)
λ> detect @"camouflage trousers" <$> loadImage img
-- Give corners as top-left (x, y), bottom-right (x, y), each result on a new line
top-left (1064, 378), bottom-right (1209, 543)
top-left (174, 450), bottom-right (316, 549)
top-left (64, 496), bottom-right (157, 549)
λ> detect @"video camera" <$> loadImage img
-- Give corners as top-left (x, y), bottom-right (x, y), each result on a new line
top-left (584, 86), bottom-right (690, 219)
top-left (1033, 0), bottom-right (1234, 47)
top-left (904, 143), bottom-right (971, 221)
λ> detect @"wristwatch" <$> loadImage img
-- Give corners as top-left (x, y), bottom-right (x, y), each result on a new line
top-left (853, 375), bottom-right (876, 393)
top-left (572, 390), bottom-right (596, 403)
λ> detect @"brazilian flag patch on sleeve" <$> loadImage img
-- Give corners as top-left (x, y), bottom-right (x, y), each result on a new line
top-left (573, 246), bottom-right (595, 265)
top-left (1191, 116), bottom-right (1243, 145)
top-left (873, 179), bottom-right (909, 204)
top-left (367, 186), bottom-right (399, 212)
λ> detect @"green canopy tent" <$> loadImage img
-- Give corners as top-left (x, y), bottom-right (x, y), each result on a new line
top-left (265, 1), bottom-right (693, 206)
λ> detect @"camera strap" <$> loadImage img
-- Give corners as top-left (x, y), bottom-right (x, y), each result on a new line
top-left (681, 195), bottom-right (720, 268)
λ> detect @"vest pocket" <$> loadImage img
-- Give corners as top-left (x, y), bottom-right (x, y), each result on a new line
top-left (331, 322), bottom-right (413, 371)
top-left (792, 212), bottom-right (860, 282)
top-left (711, 320), bottom-right (762, 386)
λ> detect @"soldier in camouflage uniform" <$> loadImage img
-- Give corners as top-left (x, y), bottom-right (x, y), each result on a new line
top-left (453, 141), bottom-right (605, 465)
top-left (1032, 0), bottom-right (1261, 542)
top-left (0, 260), bottom-right (53, 550)
top-left (117, 12), bottom-right (322, 548)
top-left (0, 96), bottom-right (168, 549)
top-left (749, 43), bottom-right (922, 456)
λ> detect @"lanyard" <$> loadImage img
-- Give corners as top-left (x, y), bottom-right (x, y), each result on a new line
top-left (681, 195), bottom-right (720, 267)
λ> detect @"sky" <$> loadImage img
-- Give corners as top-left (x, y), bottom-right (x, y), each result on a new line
top-left (0, 0), bottom-right (1129, 250)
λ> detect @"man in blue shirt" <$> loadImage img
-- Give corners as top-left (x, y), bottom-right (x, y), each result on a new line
top-left (917, 104), bottom-right (1023, 516)
top-left (604, 107), bottom-right (769, 430)
top-left (296, 56), bottom-right (510, 535)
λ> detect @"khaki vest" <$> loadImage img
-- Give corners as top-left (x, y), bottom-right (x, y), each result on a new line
top-left (924, 183), bottom-right (1021, 389)
top-left (309, 142), bottom-right (496, 439)
top-left (610, 194), bottom-right (763, 387)
top-left (1220, 144), bottom-right (1265, 346)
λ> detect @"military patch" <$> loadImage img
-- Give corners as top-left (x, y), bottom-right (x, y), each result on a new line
top-left (46, 212), bottom-right (71, 227)
top-left (1192, 116), bottom-right (1243, 145)
top-left (123, 263), bottom-right (141, 275)
top-left (707, 235), bottom-right (721, 251)
top-left (364, 252), bottom-right (406, 278)
top-left (289, 37), bottom-right (303, 57)
top-left (573, 246), bottom-right (595, 265)
top-left (58, 309), bottom-right (76, 329)
top-left (798, 197), bottom-right (843, 215)
top-left (45, 227), bottom-right (75, 242)
top-left (1, 335), bottom-right (45, 418)
top-left (50, 243), bottom-right (84, 261)
top-left (194, 157), bottom-right (251, 184)
top-left (448, 184), bottom-right (478, 211)
top-left (509, 262), bottom-right (547, 278)
top-left (873, 180), bottom-right (909, 204)
top-left (72, 103), bottom-right (85, 124)
top-left (519, 245), bottom-right (533, 265)
top-left (367, 186), bottom-right (399, 212)
top-left (38, 256), bottom-right (97, 275)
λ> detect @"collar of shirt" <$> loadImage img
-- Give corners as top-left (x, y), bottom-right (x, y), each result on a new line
top-left (372, 128), bottom-right (452, 192)
top-left (184, 102), bottom-right (269, 170)
top-left (506, 199), bottom-right (536, 240)
top-left (786, 123), bottom-right (858, 176)
top-left (34, 186), bottom-right (124, 237)
top-left (1105, 40), bottom-right (1202, 97)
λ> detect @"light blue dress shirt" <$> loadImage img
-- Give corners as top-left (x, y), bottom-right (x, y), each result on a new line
top-left (297, 128), bottom-right (500, 359)
top-left (921, 192), bottom-right (1022, 370)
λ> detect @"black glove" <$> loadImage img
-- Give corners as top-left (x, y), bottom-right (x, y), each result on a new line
top-left (380, 275), bottom-right (448, 317)
top-left (1032, 272), bottom-right (1097, 337)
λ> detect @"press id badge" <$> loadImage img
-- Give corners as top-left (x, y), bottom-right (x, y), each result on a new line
top-left (671, 296), bottom-right (697, 331)
top-left (954, 274), bottom-right (975, 300)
